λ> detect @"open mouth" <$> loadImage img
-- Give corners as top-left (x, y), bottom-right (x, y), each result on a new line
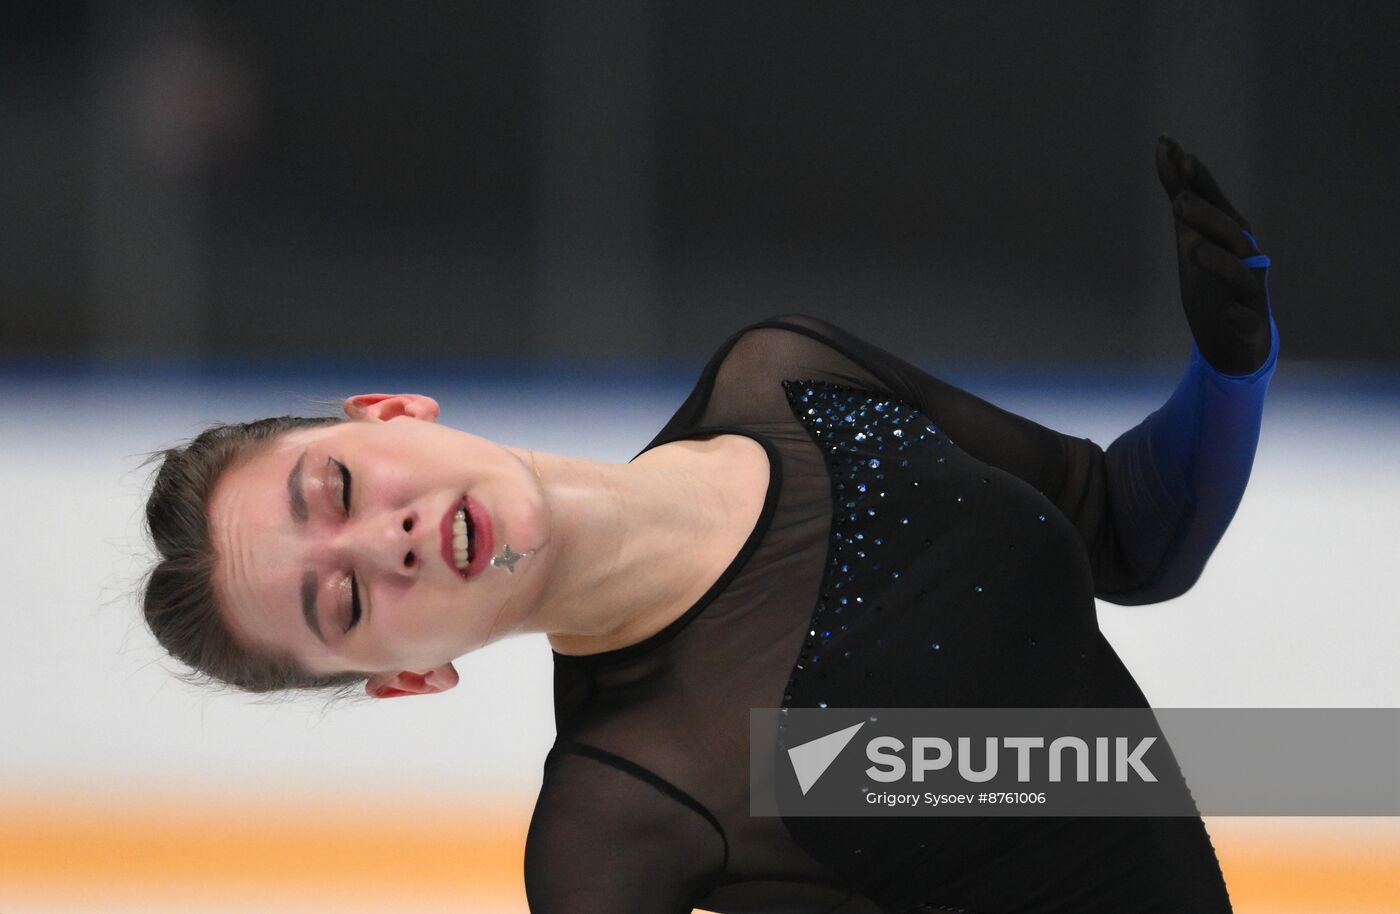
top-left (440, 495), bottom-right (493, 578)
top-left (450, 505), bottom-right (475, 569)
top-left (440, 496), bottom-right (478, 578)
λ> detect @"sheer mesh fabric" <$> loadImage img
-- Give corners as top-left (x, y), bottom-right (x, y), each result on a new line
top-left (524, 314), bottom-right (1248, 913)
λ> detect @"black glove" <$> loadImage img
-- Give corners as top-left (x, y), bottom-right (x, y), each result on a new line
top-left (1155, 135), bottom-right (1275, 376)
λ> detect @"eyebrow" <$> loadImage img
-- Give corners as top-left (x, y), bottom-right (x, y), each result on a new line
top-left (302, 571), bottom-right (325, 644)
top-left (287, 450), bottom-right (309, 523)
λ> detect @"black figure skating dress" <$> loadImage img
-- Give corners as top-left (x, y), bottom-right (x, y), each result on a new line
top-left (524, 311), bottom-right (1280, 913)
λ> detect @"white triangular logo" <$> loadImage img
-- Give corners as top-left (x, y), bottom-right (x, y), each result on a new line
top-left (788, 721), bottom-right (865, 795)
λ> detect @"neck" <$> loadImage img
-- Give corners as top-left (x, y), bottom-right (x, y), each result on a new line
top-left (492, 443), bottom-right (731, 656)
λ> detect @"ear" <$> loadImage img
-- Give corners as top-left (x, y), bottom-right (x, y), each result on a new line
top-left (343, 393), bottom-right (440, 423)
top-left (365, 662), bottom-right (459, 699)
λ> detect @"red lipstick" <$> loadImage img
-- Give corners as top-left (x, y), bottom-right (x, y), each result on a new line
top-left (439, 496), bottom-right (493, 579)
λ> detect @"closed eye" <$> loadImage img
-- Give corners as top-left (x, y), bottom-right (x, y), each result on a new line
top-left (345, 576), bottom-right (362, 633)
top-left (333, 458), bottom-right (352, 515)
top-left (330, 458), bottom-right (359, 632)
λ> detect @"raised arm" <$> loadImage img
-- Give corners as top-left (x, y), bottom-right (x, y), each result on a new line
top-left (754, 139), bottom-right (1277, 604)
top-left (1098, 135), bottom-right (1279, 603)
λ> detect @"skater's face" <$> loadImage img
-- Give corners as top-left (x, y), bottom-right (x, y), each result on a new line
top-left (206, 395), bottom-right (548, 690)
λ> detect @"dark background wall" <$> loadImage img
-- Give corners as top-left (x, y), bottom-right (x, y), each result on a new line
top-left (4, 1), bottom-right (1397, 371)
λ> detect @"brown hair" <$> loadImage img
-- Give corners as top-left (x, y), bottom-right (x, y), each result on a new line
top-left (142, 415), bottom-right (371, 696)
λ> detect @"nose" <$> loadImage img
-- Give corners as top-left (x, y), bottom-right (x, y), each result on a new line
top-left (334, 508), bottom-right (422, 579)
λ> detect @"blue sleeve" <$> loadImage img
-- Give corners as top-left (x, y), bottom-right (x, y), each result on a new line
top-left (1097, 312), bottom-right (1280, 605)
top-left (753, 298), bottom-right (1279, 605)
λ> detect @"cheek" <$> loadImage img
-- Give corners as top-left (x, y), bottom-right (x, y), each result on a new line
top-left (375, 585), bottom-right (439, 634)
top-left (379, 468), bottom-right (419, 506)
top-left (359, 444), bottom-right (420, 503)
top-left (371, 595), bottom-right (457, 665)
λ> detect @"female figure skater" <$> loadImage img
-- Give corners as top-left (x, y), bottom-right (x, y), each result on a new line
top-left (141, 136), bottom-right (1278, 912)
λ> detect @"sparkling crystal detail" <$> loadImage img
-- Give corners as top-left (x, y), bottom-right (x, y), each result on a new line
top-left (781, 379), bottom-right (964, 707)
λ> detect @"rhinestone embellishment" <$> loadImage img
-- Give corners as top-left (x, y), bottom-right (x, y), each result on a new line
top-left (778, 379), bottom-right (960, 716)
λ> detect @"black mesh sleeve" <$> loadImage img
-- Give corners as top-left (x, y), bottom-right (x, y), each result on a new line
top-left (753, 313), bottom-right (1272, 604)
top-left (524, 745), bottom-right (727, 914)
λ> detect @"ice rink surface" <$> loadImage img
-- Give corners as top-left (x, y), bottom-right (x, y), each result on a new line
top-left (2, 359), bottom-right (1396, 913)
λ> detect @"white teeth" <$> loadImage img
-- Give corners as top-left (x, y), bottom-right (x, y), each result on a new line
top-left (452, 507), bottom-right (472, 569)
